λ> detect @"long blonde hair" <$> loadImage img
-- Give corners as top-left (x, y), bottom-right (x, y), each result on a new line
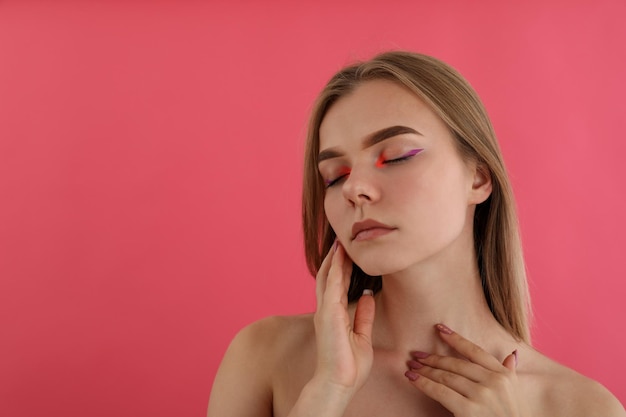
top-left (302, 51), bottom-right (531, 342)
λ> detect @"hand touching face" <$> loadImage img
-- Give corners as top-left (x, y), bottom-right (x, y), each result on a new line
top-left (318, 79), bottom-right (491, 276)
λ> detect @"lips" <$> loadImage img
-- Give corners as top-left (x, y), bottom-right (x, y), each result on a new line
top-left (351, 219), bottom-right (396, 241)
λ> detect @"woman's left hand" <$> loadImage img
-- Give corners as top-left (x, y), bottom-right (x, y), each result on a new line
top-left (405, 324), bottom-right (527, 417)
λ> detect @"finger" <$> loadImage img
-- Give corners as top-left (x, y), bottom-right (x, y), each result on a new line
top-left (435, 324), bottom-right (504, 372)
top-left (405, 372), bottom-right (466, 415)
top-left (410, 352), bottom-right (490, 383)
top-left (324, 243), bottom-right (350, 306)
top-left (315, 240), bottom-right (336, 305)
top-left (502, 350), bottom-right (518, 371)
top-left (353, 290), bottom-right (375, 340)
top-left (341, 247), bottom-right (353, 294)
top-left (409, 363), bottom-right (475, 398)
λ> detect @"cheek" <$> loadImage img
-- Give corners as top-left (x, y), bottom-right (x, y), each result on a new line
top-left (323, 192), bottom-right (341, 232)
top-left (391, 164), bottom-right (469, 227)
top-left (385, 170), bottom-right (429, 207)
top-left (420, 171), bottom-right (471, 236)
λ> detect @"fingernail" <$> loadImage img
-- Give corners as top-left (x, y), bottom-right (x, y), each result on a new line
top-left (407, 360), bottom-right (423, 370)
top-left (404, 370), bottom-right (419, 381)
top-left (362, 289), bottom-right (374, 296)
top-left (333, 240), bottom-right (338, 252)
top-left (410, 351), bottom-right (430, 359)
top-left (435, 323), bottom-right (454, 335)
top-left (513, 349), bottom-right (518, 367)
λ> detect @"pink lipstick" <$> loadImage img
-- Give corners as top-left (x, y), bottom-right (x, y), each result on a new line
top-left (351, 219), bottom-right (396, 241)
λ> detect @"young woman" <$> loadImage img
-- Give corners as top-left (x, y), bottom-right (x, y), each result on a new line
top-left (207, 51), bottom-right (625, 417)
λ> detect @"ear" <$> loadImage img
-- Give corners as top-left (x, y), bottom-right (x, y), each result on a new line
top-left (469, 162), bottom-right (492, 205)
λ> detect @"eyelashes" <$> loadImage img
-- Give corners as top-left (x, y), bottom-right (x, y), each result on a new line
top-left (375, 148), bottom-right (423, 167)
top-left (325, 173), bottom-right (349, 188)
top-left (325, 168), bottom-right (351, 188)
top-left (324, 148), bottom-right (423, 188)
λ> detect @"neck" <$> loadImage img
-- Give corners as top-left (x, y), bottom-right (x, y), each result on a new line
top-left (369, 235), bottom-right (517, 360)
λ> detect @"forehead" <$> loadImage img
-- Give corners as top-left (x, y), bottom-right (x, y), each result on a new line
top-left (319, 79), bottom-right (444, 150)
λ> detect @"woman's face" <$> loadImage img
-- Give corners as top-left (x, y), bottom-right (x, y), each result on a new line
top-left (318, 79), bottom-right (491, 276)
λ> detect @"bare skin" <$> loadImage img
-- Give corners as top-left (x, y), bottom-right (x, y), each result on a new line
top-left (208, 80), bottom-right (625, 417)
top-left (208, 254), bottom-right (624, 417)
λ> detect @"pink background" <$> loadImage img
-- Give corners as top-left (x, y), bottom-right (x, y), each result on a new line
top-left (1, 1), bottom-right (625, 416)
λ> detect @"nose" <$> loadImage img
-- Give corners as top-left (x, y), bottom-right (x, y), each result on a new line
top-left (341, 165), bottom-right (381, 207)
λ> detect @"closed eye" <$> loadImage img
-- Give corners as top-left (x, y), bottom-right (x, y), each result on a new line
top-left (378, 148), bottom-right (423, 166)
top-left (325, 148), bottom-right (423, 188)
top-left (384, 155), bottom-right (413, 164)
top-left (325, 167), bottom-right (351, 188)
top-left (325, 173), bottom-right (348, 188)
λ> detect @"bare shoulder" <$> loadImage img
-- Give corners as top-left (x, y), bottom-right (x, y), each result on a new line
top-left (235, 313), bottom-right (314, 346)
top-left (520, 346), bottom-right (625, 417)
top-left (234, 313), bottom-right (316, 360)
top-left (208, 314), bottom-right (315, 417)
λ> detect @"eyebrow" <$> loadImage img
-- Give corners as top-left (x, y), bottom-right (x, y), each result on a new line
top-left (317, 125), bottom-right (422, 164)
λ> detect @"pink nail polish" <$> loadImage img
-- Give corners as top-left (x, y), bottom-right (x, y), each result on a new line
top-left (333, 240), bottom-right (338, 252)
top-left (407, 360), bottom-right (423, 369)
top-left (410, 351), bottom-right (430, 359)
top-left (405, 370), bottom-right (419, 381)
top-left (435, 323), bottom-right (454, 335)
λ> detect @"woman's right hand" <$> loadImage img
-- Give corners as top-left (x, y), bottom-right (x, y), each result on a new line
top-left (311, 241), bottom-right (376, 399)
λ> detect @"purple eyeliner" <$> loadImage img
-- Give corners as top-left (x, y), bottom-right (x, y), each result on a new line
top-left (376, 148), bottom-right (424, 167)
top-left (403, 148), bottom-right (424, 157)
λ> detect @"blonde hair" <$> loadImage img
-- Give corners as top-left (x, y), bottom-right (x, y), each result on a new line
top-left (302, 51), bottom-right (531, 342)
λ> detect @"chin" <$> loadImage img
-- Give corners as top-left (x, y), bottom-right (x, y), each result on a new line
top-left (351, 254), bottom-right (409, 277)
top-left (347, 242), bottom-right (433, 277)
